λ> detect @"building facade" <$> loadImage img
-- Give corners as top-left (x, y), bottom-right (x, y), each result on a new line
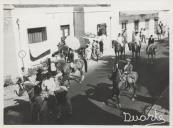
top-left (117, 10), bottom-right (169, 42)
top-left (3, 3), bottom-right (111, 78)
top-left (3, 1), bottom-right (169, 79)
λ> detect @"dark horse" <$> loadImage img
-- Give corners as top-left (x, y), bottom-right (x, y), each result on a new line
top-left (112, 40), bottom-right (125, 60)
top-left (146, 44), bottom-right (157, 64)
top-left (128, 42), bottom-right (141, 59)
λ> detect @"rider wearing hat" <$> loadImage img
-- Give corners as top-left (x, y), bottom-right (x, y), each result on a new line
top-left (121, 58), bottom-right (133, 87)
top-left (124, 58), bottom-right (133, 74)
top-left (117, 33), bottom-right (124, 47)
top-left (146, 35), bottom-right (155, 52)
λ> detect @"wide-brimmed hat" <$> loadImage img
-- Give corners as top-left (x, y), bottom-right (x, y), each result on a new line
top-left (126, 58), bottom-right (131, 62)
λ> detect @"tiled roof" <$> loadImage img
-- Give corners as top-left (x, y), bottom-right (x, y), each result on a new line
top-left (120, 10), bottom-right (160, 16)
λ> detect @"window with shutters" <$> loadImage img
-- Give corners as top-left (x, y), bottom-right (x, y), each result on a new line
top-left (97, 23), bottom-right (107, 36)
top-left (134, 20), bottom-right (139, 32)
top-left (60, 25), bottom-right (70, 42)
top-left (145, 19), bottom-right (150, 30)
top-left (122, 21), bottom-right (128, 30)
top-left (27, 27), bottom-right (47, 44)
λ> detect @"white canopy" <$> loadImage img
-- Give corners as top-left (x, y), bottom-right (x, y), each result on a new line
top-left (65, 35), bottom-right (80, 50)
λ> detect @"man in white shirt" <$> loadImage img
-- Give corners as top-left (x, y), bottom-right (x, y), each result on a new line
top-left (134, 32), bottom-right (141, 46)
top-left (117, 33), bottom-right (124, 47)
top-left (141, 28), bottom-right (146, 43)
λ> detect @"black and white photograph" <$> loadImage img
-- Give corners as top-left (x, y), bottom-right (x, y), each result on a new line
top-left (2, 0), bottom-right (171, 126)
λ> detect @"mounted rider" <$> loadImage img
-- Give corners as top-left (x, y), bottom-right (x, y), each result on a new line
top-left (117, 33), bottom-right (124, 48)
top-left (134, 32), bottom-right (141, 46)
top-left (146, 34), bottom-right (155, 52)
top-left (122, 29), bottom-right (128, 44)
top-left (121, 58), bottom-right (134, 87)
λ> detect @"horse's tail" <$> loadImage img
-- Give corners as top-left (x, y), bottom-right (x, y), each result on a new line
top-left (83, 58), bottom-right (88, 72)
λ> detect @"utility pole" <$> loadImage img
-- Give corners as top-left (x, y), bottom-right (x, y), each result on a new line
top-left (110, 16), bottom-right (112, 48)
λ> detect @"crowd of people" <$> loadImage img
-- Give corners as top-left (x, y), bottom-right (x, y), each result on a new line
top-left (85, 35), bottom-right (106, 61)
top-left (17, 58), bottom-right (73, 123)
top-left (115, 27), bottom-right (157, 54)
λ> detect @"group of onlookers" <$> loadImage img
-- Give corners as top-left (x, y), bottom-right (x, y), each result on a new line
top-left (115, 27), bottom-right (155, 51)
top-left (19, 61), bottom-right (72, 123)
top-left (85, 35), bottom-right (106, 61)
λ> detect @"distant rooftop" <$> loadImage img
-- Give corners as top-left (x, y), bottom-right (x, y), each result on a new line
top-left (3, 0), bottom-right (111, 8)
top-left (119, 10), bottom-right (166, 16)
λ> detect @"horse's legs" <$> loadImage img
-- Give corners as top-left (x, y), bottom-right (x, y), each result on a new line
top-left (135, 52), bottom-right (137, 60)
top-left (132, 51), bottom-right (135, 59)
top-left (117, 52), bottom-right (119, 60)
top-left (113, 82), bottom-right (121, 108)
top-left (151, 54), bottom-right (153, 64)
top-left (131, 83), bottom-right (136, 102)
top-left (79, 69), bottom-right (84, 83)
top-left (120, 51), bottom-right (122, 59)
top-left (148, 54), bottom-right (151, 64)
top-left (147, 54), bottom-right (149, 63)
top-left (114, 49), bottom-right (117, 58)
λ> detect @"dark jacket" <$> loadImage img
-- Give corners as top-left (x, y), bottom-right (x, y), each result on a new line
top-left (68, 52), bottom-right (74, 62)
top-left (148, 37), bottom-right (154, 46)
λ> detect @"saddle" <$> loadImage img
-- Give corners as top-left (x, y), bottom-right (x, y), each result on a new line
top-left (121, 71), bottom-right (136, 84)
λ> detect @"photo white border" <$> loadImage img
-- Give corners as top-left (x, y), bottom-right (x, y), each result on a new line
top-left (0, 0), bottom-right (173, 127)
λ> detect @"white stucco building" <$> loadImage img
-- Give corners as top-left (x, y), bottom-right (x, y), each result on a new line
top-left (3, 1), bottom-right (112, 78)
top-left (3, 0), bottom-right (169, 79)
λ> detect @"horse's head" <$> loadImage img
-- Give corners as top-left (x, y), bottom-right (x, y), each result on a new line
top-left (113, 63), bottom-right (123, 82)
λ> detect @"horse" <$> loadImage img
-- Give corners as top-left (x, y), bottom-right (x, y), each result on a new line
top-left (52, 44), bottom-right (70, 62)
top-left (52, 56), bottom-right (87, 84)
top-left (118, 70), bottom-right (139, 101)
top-left (109, 61), bottom-right (139, 105)
top-left (15, 68), bottom-right (61, 123)
top-left (112, 40), bottom-right (125, 60)
top-left (146, 44), bottom-right (157, 64)
top-left (128, 42), bottom-right (141, 59)
top-left (108, 60), bottom-right (126, 108)
top-left (15, 78), bottom-right (49, 123)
